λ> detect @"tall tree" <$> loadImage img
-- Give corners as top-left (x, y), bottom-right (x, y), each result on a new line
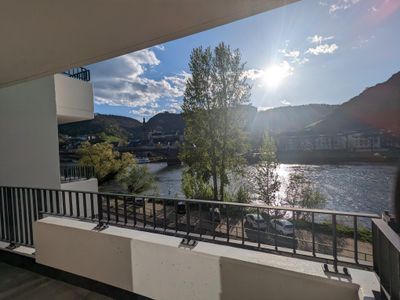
top-left (181, 43), bottom-right (251, 201)
top-left (250, 133), bottom-right (281, 205)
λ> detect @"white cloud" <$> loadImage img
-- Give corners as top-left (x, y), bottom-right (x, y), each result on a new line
top-left (257, 106), bottom-right (273, 111)
top-left (280, 48), bottom-right (309, 65)
top-left (91, 48), bottom-right (189, 109)
top-left (352, 35), bottom-right (375, 49)
top-left (243, 69), bottom-right (264, 80)
top-left (280, 49), bottom-right (300, 58)
top-left (154, 44), bottom-right (165, 51)
top-left (307, 35), bottom-right (334, 44)
top-left (320, 0), bottom-right (362, 14)
top-left (306, 43), bottom-right (339, 55)
top-left (129, 100), bottom-right (182, 117)
top-left (281, 100), bottom-right (291, 106)
top-left (166, 101), bottom-right (182, 113)
top-left (129, 107), bottom-right (158, 117)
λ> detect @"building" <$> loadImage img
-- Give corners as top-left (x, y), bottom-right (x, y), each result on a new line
top-left (0, 1), bottom-right (398, 300)
top-left (276, 129), bottom-right (400, 153)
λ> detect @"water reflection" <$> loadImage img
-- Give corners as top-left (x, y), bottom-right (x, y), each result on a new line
top-left (146, 162), bottom-right (396, 215)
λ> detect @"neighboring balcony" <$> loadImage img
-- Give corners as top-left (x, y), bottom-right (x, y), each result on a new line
top-left (60, 165), bottom-right (98, 193)
top-left (56, 67), bottom-right (94, 124)
top-left (60, 165), bottom-right (95, 183)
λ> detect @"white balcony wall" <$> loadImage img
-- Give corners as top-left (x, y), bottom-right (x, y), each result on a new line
top-left (33, 217), bottom-right (376, 300)
top-left (55, 74), bottom-right (94, 124)
top-left (0, 76), bottom-right (60, 188)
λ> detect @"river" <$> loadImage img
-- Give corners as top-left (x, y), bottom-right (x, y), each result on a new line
top-left (146, 162), bottom-right (397, 215)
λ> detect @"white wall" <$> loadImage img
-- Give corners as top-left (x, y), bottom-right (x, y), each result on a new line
top-left (55, 74), bottom-right (94, 124)
top-left (34, 217), bottom-right (362, 300)
top-left (61, 179), bottom-right (99, 218)
top-left (0, 76), bottom-right (61, 189)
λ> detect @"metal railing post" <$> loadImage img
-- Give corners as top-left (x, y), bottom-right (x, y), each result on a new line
top-left (354, 216), bottom-right (358, 264)
top-left (332, 214), bottom-right (338, 271)
top-left (97, 195), bottom-right (103, 226)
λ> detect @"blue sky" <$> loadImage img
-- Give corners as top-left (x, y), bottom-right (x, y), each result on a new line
top-left (90, 0), bottom-right (400, 120)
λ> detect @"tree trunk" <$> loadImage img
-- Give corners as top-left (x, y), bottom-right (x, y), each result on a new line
top-left (212, 163), bottom-right (218, 201)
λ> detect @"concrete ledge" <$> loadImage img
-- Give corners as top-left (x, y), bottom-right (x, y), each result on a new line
top-left (33, 217), bottom-right (376, 300)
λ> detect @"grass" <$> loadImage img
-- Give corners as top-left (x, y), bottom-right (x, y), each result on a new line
top-left (294, 219), bottom-right (372, 243)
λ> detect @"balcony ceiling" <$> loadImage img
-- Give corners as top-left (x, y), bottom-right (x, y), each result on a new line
top-left (0, 0), bottom-right (297, 88)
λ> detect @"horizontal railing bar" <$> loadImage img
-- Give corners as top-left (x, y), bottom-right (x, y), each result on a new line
top-left (0, 185), bottom-right (380, 219)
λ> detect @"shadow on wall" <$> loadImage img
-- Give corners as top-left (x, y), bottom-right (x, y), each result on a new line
top-left (219, 257), bottom-right (359, 300)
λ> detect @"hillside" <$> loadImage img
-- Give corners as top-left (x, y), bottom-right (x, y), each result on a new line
top-left (59, 114), bottom-right (142, 140)
top-left (146, 112), bottom-right (185, 133)
top-left (251, 104), bottom-right (338, 135)
top-left (59, 104), bottom-right (339, 141)
top-left (306, 72), bottom-right (400, 134)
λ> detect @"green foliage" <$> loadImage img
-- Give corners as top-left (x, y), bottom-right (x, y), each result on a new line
top-left (236, 186), bottom-right (250, 204)
top-left (119, 165), bottom-right (155, 194)
top-left (99, 133), bottom-right (125, 144)
top-left (77, 142), bottom-right (135, 184)
top-left (284, 171), bottom-right (326, 219)
top-left (181, 42), bottom-right (251, 201)
top-left (295, 219), bottom-right (372, 243)
top-left (182, 170), bottom-right (214, 200)
top-left (249, 133), bottom-right (281, 205)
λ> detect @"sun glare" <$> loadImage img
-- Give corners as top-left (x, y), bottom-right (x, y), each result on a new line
top-left (262, 61), bottom-right (293, 89)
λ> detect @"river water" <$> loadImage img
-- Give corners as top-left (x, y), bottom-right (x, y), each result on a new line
top-left (146, 162), bottom-right (397, 216)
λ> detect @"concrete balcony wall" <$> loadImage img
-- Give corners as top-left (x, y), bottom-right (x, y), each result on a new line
top-left (34, 217), bottom-right (367, 300)
top-left (55, 74), bottom-right (94, 124)
top-left (0, 76), bottom-right (60, 189)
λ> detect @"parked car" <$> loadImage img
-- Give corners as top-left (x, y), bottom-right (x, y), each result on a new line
top-left (176, 201), bottom-right (186, 214)
top-left (208, 207), bottom-right (221, 223)
top-left (128, 197), bottom-right (144, 207)
top-left (245, 214), bottom-right (267, 230)
top-left (270, 219), bottom-right (294, 235)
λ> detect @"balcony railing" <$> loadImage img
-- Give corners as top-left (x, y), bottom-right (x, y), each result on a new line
top-left (62, 67), bottom-right (90, 81)
top-left (60, 165), bottom-right (95, 183)
top-left (372, 217), bottom-right (400, 300)
top-left (0, 186), bottom-right (380, 269)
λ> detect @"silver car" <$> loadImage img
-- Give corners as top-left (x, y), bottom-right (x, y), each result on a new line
top-left (245, 214), bottom-right (267, 230)
top-left (270, 219), bottom-right (294, 235)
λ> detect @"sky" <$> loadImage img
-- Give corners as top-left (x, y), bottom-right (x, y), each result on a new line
top-left (89, 0), bottom-right (400, 120)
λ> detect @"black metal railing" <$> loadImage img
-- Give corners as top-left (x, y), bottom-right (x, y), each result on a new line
top-left (0, 186), bottom-right (379, 269)
top-left (60, 165), bottom-right (95, 183)
top-left (62, 67), bottom-right (90, 81)
top-left (372, 218), bottom-right (400, 300)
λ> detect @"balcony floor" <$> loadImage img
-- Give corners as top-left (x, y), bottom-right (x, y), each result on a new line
top-left (0, 262), bottom-right (111, 300)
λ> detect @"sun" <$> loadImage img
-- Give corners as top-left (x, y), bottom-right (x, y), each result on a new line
top-left (262, 62), bottom-right (293, 89)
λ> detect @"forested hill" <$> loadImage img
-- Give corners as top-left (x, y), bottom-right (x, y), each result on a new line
top-left (250, 104), bottom-right (338, 135)
top-left (58, 114), bottom-right (143, 140)
top-left (305, 72), bottom-right (400, 134)
top-left (58, 105), bottom-right (338, 140)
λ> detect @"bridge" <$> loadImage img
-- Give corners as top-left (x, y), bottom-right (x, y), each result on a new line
top-left (117, 145), bottom-right (181, 165)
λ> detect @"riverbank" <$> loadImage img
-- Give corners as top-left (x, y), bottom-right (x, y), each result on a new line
top-left (277, 150), bottom-right (400, 164)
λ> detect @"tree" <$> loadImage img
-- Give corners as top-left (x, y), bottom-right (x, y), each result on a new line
top-left (77, 142), bottom-right (134, 184)
top-left (181, 170), bottom-right (214, 200)
top-left (181, 42), bottom-right (251, 201)
top-left (119, 165), bottom-right (155, 194)
top-left (250, 133), bottom-right (281, 205)
top-left (285, 171), bottom-right (326, 219)
top-left (236, 185), bottom-right (250, 204)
